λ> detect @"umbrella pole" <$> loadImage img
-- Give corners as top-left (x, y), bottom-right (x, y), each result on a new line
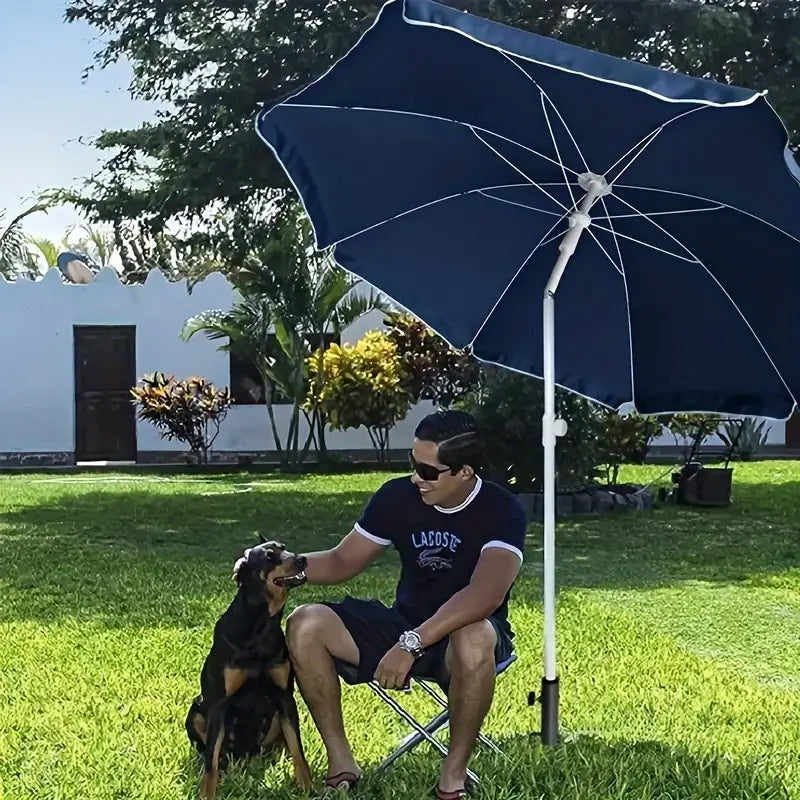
top-left (539, 172), bottom-right (609, 746)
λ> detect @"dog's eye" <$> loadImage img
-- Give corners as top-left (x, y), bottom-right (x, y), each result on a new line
top-left (265, 548), bottom-right (279, 562)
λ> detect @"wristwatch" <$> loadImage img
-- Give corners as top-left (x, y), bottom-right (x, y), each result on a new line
top-left (398, 630), bottom-right (425, 658)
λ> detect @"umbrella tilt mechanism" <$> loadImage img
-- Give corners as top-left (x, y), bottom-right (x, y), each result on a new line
top-left (540, 172), bottom-right (612, 745)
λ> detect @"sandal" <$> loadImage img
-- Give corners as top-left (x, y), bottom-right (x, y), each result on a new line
top-left (323, 771), bottom-right (361, 793)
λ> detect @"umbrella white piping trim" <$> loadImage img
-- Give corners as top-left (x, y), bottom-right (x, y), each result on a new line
top-left (477, 192), bottom-right (564, 216)
top-left (284, 102), bottom-right (579, 176)
top-left (612, 191), bottom-right (798, 407)
top-left (603, 206), bottom-right (725, 219)
top-left (615, 184), bottom-right (800, 246)
top-left (467, 213), bottom-right (574, 348)
top-left (590, 224), bottom-right (699, 263)
top-left (400, 1), bottom-right (763, 109)
top-left (326, 182), bottom-right (545, 247)
top-left (605, 106), bottom-right (709, 182)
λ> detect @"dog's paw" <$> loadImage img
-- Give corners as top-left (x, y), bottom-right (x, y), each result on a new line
top-left (231, 549), bottom-right (252, 580)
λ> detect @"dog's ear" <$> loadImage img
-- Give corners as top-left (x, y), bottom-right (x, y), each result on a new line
top-left (236, 559), bottom-right (267, 606)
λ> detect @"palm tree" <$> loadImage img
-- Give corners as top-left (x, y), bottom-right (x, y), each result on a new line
top-left (182, 204), bottom-right (388, 466)
top-left (0, 204), bottom-right (48, 278)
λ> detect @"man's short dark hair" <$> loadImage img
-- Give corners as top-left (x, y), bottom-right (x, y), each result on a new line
top-left (414, 410), bottom-right (484, 473)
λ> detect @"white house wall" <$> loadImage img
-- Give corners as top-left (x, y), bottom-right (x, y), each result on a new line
top-left (0, 269), bottom-right (433, 463)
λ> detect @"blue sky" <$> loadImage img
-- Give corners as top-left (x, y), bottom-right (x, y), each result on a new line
top-left (0, 0), bottom-right (157, 240)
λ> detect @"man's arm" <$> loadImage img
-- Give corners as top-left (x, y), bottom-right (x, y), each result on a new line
top-left (302, 529), bottom-right (388, 585)
top-left (413, 547), bottom-right (522, 648)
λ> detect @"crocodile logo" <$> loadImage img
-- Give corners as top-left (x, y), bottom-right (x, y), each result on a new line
top-left (417, 547), bottom-right (453, 571)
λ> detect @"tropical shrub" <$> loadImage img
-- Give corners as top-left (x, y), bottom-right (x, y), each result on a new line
top-left (594, 410), bottom-right (663, 483)
top-left (305, 332), bottom-right (412, 462)
top-left (456, 365), bottom-right (603, 492)
top-left (383, 311), bottom-right (480, 408)
top-left (130, 372), bottom-right (233, 464)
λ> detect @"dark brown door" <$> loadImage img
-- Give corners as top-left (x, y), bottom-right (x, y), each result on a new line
top-left (74, 326), bottom-right (137, 461)
top-left (786, 411), bottom-right (800, 449)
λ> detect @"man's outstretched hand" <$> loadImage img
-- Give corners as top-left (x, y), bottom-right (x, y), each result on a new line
top-left (373, 645), bottom-right (415, 690)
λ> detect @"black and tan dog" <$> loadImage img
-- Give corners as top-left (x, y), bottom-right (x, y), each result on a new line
top-left (185, 538), bottom-right (312, 799)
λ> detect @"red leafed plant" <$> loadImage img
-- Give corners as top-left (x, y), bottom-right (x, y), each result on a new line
top-left (130, 372), bottom-right (233, 464)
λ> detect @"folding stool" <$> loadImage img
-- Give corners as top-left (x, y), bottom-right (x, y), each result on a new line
top-left (367, 653), bottom-right (518, 785)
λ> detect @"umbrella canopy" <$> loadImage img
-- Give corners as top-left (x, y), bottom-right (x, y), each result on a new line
top-left (255, 0), bottom-right (800, 745)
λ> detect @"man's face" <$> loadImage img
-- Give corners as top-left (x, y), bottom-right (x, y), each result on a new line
top-left (409, 438), bottom-right (473, 506)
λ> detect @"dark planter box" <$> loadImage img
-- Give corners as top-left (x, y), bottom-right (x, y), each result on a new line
top-left (677, 466), bottom-right (733, 507)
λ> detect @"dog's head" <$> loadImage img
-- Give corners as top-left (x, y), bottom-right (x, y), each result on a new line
top-left (235, 537), bottom-right (308, 615)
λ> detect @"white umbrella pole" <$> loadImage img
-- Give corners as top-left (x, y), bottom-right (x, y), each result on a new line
top-left (539, 172), bottom-right (609, 745)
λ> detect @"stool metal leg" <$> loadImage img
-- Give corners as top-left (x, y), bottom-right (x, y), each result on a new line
top-left (368, 682), bottom-right (480, 785)
top-left (414, 680), bottom-right (507, 757)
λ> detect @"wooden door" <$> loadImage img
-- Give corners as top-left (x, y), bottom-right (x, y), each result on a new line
top-left (786, 411), bottom-right (800, 449)
top-left (74, 326), bottom-right (137, 461)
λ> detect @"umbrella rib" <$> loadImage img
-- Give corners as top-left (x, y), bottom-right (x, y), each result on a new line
top-left (539, 94), bottom-right (577, 208)
top-left (590, 224), bottom-right (701, 263)
top-left (467, 213), bottom-right (571, 348)
top-left (603, 205), bottom-right (725, 219)
top-left (615, 184), bottom-right (800, 246)
top-left (328, 182), bottom-right (540, 247)
top-left (605, 106), bottom-right (708, 183)
top-left (285, 102), bottom-right (579, 175)
top-left (583, 229), bottom-right (624, 274)
top-left (477, 191), bottom-right (564, 216)
top-left (470, 128), bottom-right (571, 212)
top-left (609, 193), bottom-right (798, 403)
top-left (496, 50), bottom-right (581, 205)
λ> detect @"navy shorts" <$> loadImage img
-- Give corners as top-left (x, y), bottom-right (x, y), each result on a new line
top-left (322, 596), bottom-right (514, 690)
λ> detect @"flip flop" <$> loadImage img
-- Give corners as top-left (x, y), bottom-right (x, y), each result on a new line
top-left (434, 790), bottom-right (469, 800)
top-left (323, 771), bottom-right (361, 793)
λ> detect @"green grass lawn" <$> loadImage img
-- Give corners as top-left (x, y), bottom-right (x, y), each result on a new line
top-left (1, 461), bottom-right (799, 800)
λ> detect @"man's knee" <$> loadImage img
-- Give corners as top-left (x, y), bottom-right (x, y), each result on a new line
top-left (286, 603), bottom-right (329, 656)
top-left (447, 620), bottom-right (497, 672)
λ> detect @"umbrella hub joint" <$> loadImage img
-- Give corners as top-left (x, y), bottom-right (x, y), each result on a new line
top-left (577, 171), bottom-right (611, 198)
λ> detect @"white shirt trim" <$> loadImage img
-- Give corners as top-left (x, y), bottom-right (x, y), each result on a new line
top-left (434, 475), bottom-right (483, 515)
top-left (353, 522), bottom-right (392, 546)
top-left (481, 540), bottom-right (524, 562)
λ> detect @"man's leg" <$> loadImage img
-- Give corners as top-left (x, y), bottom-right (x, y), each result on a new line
top-left (439, 620), bottom-right (498, 794)
top-left (286, 604), bottom-right (362, 781)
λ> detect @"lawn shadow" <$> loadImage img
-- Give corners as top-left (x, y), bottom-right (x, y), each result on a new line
top-left (0, 484), bottom-right (400, 627)
top-left (350, 730), bottom-right (790, 800)
top-left (1, 476), bottom-right (798, 629)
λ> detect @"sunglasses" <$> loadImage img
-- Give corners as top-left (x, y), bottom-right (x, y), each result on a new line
top-left (409, 450), bottom-right (454, 482)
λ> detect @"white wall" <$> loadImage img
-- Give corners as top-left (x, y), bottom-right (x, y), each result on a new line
top-left (0, 269), bottom-right (432, 458)
top-left (0, 268), bottom-right (236, 455)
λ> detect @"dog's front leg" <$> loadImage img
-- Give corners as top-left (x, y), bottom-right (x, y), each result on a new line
top-left (269, 662), bottom-right (313, 792)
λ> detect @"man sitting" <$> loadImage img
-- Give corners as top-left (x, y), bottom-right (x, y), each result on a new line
top-left (236, 410), bottom-right (527, 799)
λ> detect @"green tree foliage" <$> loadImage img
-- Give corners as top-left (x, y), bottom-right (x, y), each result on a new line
top-left (60, 0), bottom-right (800, 267)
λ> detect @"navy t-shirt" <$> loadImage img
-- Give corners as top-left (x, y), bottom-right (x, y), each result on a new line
top-left (354, 475), bottom-right (527, 639)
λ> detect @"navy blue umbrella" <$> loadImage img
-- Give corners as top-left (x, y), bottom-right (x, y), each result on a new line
top-left (255, 0), bottom-right (800, 744)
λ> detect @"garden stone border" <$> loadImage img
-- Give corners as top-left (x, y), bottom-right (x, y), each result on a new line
top-left (516, 483), bottom-right (655, 524)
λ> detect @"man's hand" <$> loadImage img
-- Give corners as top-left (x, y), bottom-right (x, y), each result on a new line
top-left (374, 644), bottom-right (415, 690)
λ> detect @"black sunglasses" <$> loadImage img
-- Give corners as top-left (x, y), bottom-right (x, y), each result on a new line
top-left (409, 450), bottom-right (454, 482)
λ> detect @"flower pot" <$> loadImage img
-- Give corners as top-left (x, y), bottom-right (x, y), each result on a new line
top-left (676, 465), bottom-right (733, 507)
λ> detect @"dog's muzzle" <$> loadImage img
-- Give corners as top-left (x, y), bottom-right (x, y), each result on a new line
top-left (274, 571), bottom-right (307, 588)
